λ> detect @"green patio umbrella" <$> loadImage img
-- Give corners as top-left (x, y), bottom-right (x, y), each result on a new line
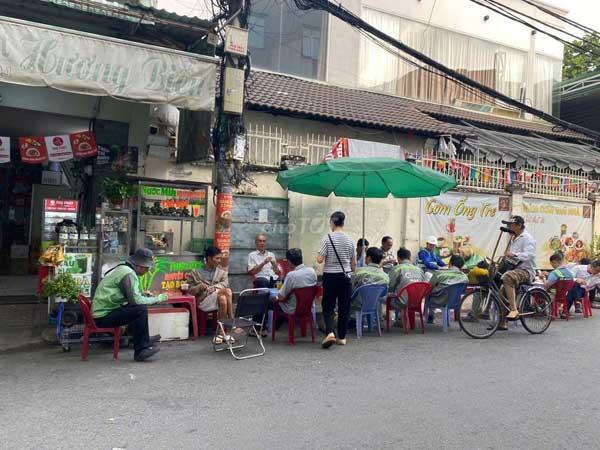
top-left (276, 157), bottom-right (457, 260)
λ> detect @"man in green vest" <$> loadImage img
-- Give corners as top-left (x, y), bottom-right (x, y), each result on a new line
top-left (93, 248), bottom-right (168, 362)
top-left (388, 247), bottom-right (425, 307)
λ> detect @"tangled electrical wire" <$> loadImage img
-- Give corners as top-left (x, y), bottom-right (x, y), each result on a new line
top-left (292, 0), bottom-right (600, 143)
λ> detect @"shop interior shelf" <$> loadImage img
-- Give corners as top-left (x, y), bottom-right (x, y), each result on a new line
top-left (140, 214), bottom-right (204, 222)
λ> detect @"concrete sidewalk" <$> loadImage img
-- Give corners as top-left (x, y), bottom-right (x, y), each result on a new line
top-left (0, 302), bottom-right (49, 351)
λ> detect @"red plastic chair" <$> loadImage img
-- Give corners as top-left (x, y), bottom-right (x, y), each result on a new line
top-left (583, 287), bottom-right (594, 318)
top-left (198, 309), bottom-right (218, 336)
top-left (386, 282), bottom-right (432, 334)
top-left (551, 280), bottom-right (575, 320)
top-left (78, 294), bottom-right (120, 361)
top-left (272, 285), bottom-right (318, 345)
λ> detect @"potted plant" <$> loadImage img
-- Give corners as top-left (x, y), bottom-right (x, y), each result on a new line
top-left (42, 273), bottom-right (80, 303)
top-left (102, 178), bottom-right (136, 209)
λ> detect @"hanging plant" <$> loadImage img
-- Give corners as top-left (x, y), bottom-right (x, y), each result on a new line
top-left (102, 178), bottom-right (136, 208)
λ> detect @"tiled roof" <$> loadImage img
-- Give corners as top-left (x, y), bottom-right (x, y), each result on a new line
top-left (245, 71), bottom-right (467, 138)
top-left (246, 70), bottom-right (587, 142)
top-left (415, 102), bottom-right (588, 141)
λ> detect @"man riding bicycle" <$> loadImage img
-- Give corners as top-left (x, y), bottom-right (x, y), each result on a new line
top-left (500, 215), bottom-right (537, 325)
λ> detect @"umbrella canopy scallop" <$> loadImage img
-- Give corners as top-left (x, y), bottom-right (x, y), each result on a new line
top-left (276, 157), bottom-right (457, 198)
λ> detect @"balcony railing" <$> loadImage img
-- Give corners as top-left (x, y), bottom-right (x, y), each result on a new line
top-left (419, 153), bottom-right (595, 200)
top-left (246, 122), bottom-right (336, 168)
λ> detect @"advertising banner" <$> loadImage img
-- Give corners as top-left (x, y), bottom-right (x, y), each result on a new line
top-left (214, 192), bottom-right (233, 265)
top-left (19, 137), bottom-right (48, 163)
top-left (45, 135), bottom-right (73, 162)
top-left (420, 192), bottom-right (511, 267)
top-left (522, 198), bottom-right (593, 268)
top-left (0, 17), bottom-right (216, 111)
top-left (44, 199), bottom-right (78, 213)
top-left (70, 131), bottom-right (98, 158)
top-left (138, 255), bottom-right (204, 293)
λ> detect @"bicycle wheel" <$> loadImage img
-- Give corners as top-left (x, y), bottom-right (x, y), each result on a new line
top-left (458, 289), bottom-right (501, 339)
top-left (519, 287), bottom-right (552, 334)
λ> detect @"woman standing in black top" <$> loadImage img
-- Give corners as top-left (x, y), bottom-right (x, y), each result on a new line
top-left (317, 211), bottom-right (356, 348)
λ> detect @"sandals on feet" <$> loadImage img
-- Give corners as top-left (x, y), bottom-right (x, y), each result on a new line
top-left (213, 335), bottom-right (236, 345)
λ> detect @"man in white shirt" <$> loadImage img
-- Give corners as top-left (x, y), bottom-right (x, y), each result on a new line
top-left (247, 234), bottom-right (281, 288)
top-left (276, 248), bottom-right (317, 314)
top-left (501, 216), bottom-right (536, 321)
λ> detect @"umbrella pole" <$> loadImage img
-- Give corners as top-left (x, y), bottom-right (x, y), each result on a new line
top-left (362, 174), bottom-right (366, 266)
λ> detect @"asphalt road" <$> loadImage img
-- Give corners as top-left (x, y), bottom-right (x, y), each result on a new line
top-left (2, 317), bottom-right (600, 450)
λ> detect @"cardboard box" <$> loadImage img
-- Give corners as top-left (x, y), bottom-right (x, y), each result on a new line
top-left (148, 307), bottom-right (190, 341)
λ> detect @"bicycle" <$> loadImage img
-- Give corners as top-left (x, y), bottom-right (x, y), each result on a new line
top-left (458, 229), bottom-right (552, 339)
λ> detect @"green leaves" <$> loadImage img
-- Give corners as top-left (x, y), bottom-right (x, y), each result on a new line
top-left (42, 273), bottom-right (80, 302)
top-left (102, 178), bottom-right (136, 201)
top-left (563, 33), bottom-right (600, 80)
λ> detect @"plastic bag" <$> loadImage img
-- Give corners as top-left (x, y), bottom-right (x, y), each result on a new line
top-left (39, 244), bottom-right (65, 266)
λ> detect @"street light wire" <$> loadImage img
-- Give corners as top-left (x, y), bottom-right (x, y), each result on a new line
top-left (469, 0), bottom-right (600, 59)
top-left (518, 0), bottom-right (600, 37)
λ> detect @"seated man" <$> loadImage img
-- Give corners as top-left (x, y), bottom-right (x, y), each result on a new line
top-left (388, 247), bottom-right (425, 309)
top-left (427, 254), bottom-right (468, 322)
top-left (247, 234), bottom-right (281, 288)
top-left (93, 248), bottom-right (168, 362)
top-left (187, 246), bottom-right (234, 345)
top-left (380, 236), bottom-right (396, 273)
top-left (351, 247), bottom-right (389, 310)
top-left (418, 236), bottom-right (446, 271)
top-left (276, 248), bottom-right (318, 314)
top-left (544, 252), bottom-right (575, 319)
top-left (567, 259), bottom-right (600, 314)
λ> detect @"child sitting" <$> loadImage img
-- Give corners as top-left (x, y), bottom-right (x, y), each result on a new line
top-left (544, 252), bottom-right (575, 319)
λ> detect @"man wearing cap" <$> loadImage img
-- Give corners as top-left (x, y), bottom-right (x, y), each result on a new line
top-left (501, 215), bottom-right (537, 323)
top-left (418, 236), bottom-right (446, 271)
top-left (92, 248), bottom-right (168, 362)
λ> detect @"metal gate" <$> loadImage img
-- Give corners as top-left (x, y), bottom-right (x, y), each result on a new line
top-left (228, 195), bottom-right (289, 293)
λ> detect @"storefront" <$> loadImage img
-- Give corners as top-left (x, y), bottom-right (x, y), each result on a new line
top-left (0, 15), bottom-right (216, 298)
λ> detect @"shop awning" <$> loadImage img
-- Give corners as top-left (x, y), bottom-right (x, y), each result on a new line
top-left (459, 122), bottom-right (600, 173)
top-left (0, 16), bottom-right (217, 111)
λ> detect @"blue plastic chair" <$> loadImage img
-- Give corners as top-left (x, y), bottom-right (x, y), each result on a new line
top-left (351, 284), bottom-right (388, 338)
top-left (424, 283), bottom-right (467, 332)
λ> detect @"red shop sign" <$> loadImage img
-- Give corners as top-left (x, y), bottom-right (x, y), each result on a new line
top-left (44, 199), bottom-right (78, 213)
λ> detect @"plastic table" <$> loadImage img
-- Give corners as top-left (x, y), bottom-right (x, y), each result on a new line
top-left (166, 292), bottom-right (199, 340)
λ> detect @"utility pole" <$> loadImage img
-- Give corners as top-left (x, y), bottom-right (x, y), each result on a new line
top-left (212, 0), bottom-right (250, 267)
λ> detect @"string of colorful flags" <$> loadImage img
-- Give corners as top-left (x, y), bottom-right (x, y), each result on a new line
top-left (424, 157), bottom-right (594, 193)
top-left (0, 131), bottom-right (98, 164)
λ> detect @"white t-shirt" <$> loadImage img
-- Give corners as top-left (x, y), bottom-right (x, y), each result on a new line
top-left (248, 250), bottom-right (278, 279)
